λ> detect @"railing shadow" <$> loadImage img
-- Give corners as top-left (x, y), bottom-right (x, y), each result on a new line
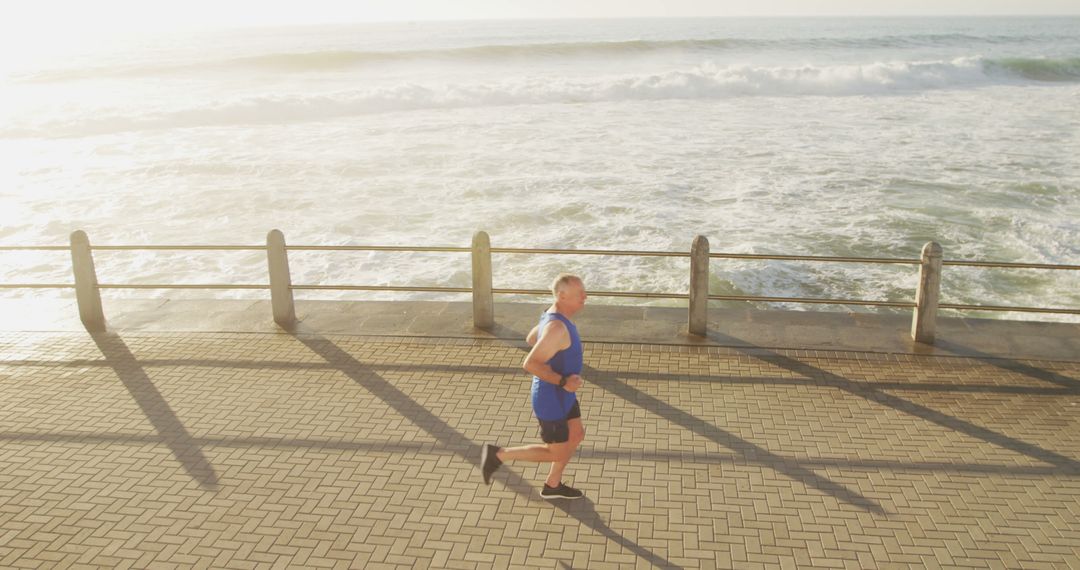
top-left (5, 358), bottom-right (1075, 397)
top-left (0, 431), bottom-right (433, 453)
top-left (579, 362), bottom-right (886, 514)
top-left (492, 333), bottom-right (884, 513)
top-left (89, 332), bottom-right (218, 489)
top-left (291, 332), bottom-right (676, 568)
top-left (2, 428), bottom-right (1073, 477)
top-left (19, 329), bottom-right (1074, 561)
top-left (708, 331), bottom-right (1080, 471)
top-left (933, 339), bottom-right (1080, 391)
top-left (481, 322), bottom-right (530, 342)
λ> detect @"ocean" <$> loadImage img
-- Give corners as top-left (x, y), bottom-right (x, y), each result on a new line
top-left (1, 17), bottom-right (1078, 320)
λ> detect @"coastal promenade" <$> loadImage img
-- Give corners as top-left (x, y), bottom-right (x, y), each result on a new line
top-left (1, 299), bottom-right (1078, 568)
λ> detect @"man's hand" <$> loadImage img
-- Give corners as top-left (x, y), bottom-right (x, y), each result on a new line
top-left (563, 374), bottom-right (584, 393)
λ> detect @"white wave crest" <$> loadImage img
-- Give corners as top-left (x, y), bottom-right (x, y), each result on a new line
top-left (0, 57), bottom-right (1024, 138)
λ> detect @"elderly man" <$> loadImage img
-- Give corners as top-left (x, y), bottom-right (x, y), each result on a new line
top-left (480, 273), bottom-right (588, 499)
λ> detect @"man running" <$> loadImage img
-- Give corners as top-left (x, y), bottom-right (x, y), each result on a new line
top-left (481, 273), bottom-right (587, 499)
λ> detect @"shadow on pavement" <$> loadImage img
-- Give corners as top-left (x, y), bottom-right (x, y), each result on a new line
top-left (708, 331), bottom-right (1080, 472)
top-left (580, 362), bottom-right (887, 514)
top-left (933, 339), bottom-right (1080, 391)
top-left (551, 496), bottom-right (682, 569)
top-left (90, 331), bottom-right (219, 490)
top-left (502, 329), bottom-right (886, 513)
top-left (292, 332), bottom-right (676, 569)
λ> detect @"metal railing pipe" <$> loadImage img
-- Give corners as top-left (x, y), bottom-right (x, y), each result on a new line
top-left (0, 284), bottom-right (75, 289)
top-left (0, 246), bottom-right (72, 251)
top-left (90, 245), bottom-right (266, 251)
top-left (707, 294), bottom-right (914, 308)
top-left (492, 288), bottom-right (686, 299)
top-left (939, 303), bottom-right (1080, 315)
top-left (491, 247), bottom-right (688, 258)
top-left (292, 285), bottom-right (471, 293)
top-left (943, 260), bottom-right (1080, 270)
top-left (709, 252), bottom-right (921, 265)
top-left (287, 245), bottom-right (470, 253)
top-left (97, 284), bottom-right (268, 289)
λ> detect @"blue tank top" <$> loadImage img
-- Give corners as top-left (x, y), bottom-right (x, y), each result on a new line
top-left (530, 312), bottom-right (582, 420)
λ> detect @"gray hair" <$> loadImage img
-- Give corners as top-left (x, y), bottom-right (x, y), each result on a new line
top-left (550, 273), bottom-right (583, 297)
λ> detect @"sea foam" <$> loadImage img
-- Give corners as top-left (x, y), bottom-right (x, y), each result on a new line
top-left (2, 57), bottom-right (1073, 139)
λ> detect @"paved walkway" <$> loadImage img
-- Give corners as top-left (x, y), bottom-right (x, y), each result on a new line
top-left (2, 328), bottom-right (1078, 568)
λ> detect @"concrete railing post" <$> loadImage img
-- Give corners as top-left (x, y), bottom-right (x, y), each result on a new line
top-left (70, 230), bottom-right (106, 331)
top-left (472, 231), bottom-right (494, 330)
top-left (911, 241), bottom-right (943, 344)
top-left (266, 229), bottom-right (296, 327)
top-left (689, 235), bottom-right (710, 336)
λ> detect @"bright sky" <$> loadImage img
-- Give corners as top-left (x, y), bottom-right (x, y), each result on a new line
top-left (4, 0), bottom-right (1079, 46)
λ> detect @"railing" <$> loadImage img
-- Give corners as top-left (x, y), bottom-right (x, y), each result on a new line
top-left (1, 230), bottom-right (1078, 344)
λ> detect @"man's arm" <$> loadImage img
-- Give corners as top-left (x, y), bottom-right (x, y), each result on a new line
top-left (522, 321), bottom-right (571, 385)
top-left (525, 324), bottom-right (540, 347)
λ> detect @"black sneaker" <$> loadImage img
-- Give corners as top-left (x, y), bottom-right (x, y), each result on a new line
top-left (481, 444), bottom-right (502, 484)
top-left (540, 482), bottom-right (583, 500)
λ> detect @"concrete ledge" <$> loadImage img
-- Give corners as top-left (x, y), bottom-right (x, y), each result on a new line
top-left (1, 297), bottom-right (1076, 362)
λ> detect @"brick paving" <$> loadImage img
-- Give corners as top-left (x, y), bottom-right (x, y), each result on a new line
top-left (1, 330), bottom-right (1078, 568)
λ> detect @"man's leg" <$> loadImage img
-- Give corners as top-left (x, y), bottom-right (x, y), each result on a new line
top-left (494, 413), bottom-right (574, 464)
top-left (482, 404), bottom-right (584, 497)
top-left (482, 415), bottom-right (571, 485)
top-left (497, 444), bottom-right (562, 463)
top-left (545, 417), bottom-right (584, 487)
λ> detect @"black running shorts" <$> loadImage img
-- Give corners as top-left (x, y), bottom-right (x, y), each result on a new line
top-left (537, 401), bottom-right (582, 444)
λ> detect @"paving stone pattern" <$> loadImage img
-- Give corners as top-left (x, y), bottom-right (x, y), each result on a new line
top-left (1, 331), bottom-right (1078, 568)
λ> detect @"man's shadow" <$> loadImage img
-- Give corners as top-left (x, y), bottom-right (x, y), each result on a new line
top-left (494, 318), bottom-right (885, 513)
top-left (546, 497), bottom-right (670, 569)
top-left (291, 331), bottom-right (680, 569)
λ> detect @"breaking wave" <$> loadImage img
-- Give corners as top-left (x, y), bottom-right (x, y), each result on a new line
top-left (986, 57), bottom-right (1080, 81)
top-left (4, 56), bottom-right (1077, 138)
top-left (11, 33), bottom-right (1076, 82)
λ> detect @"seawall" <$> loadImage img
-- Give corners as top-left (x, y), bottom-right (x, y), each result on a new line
top-left (3, 297), bottom-right (1077, 363)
